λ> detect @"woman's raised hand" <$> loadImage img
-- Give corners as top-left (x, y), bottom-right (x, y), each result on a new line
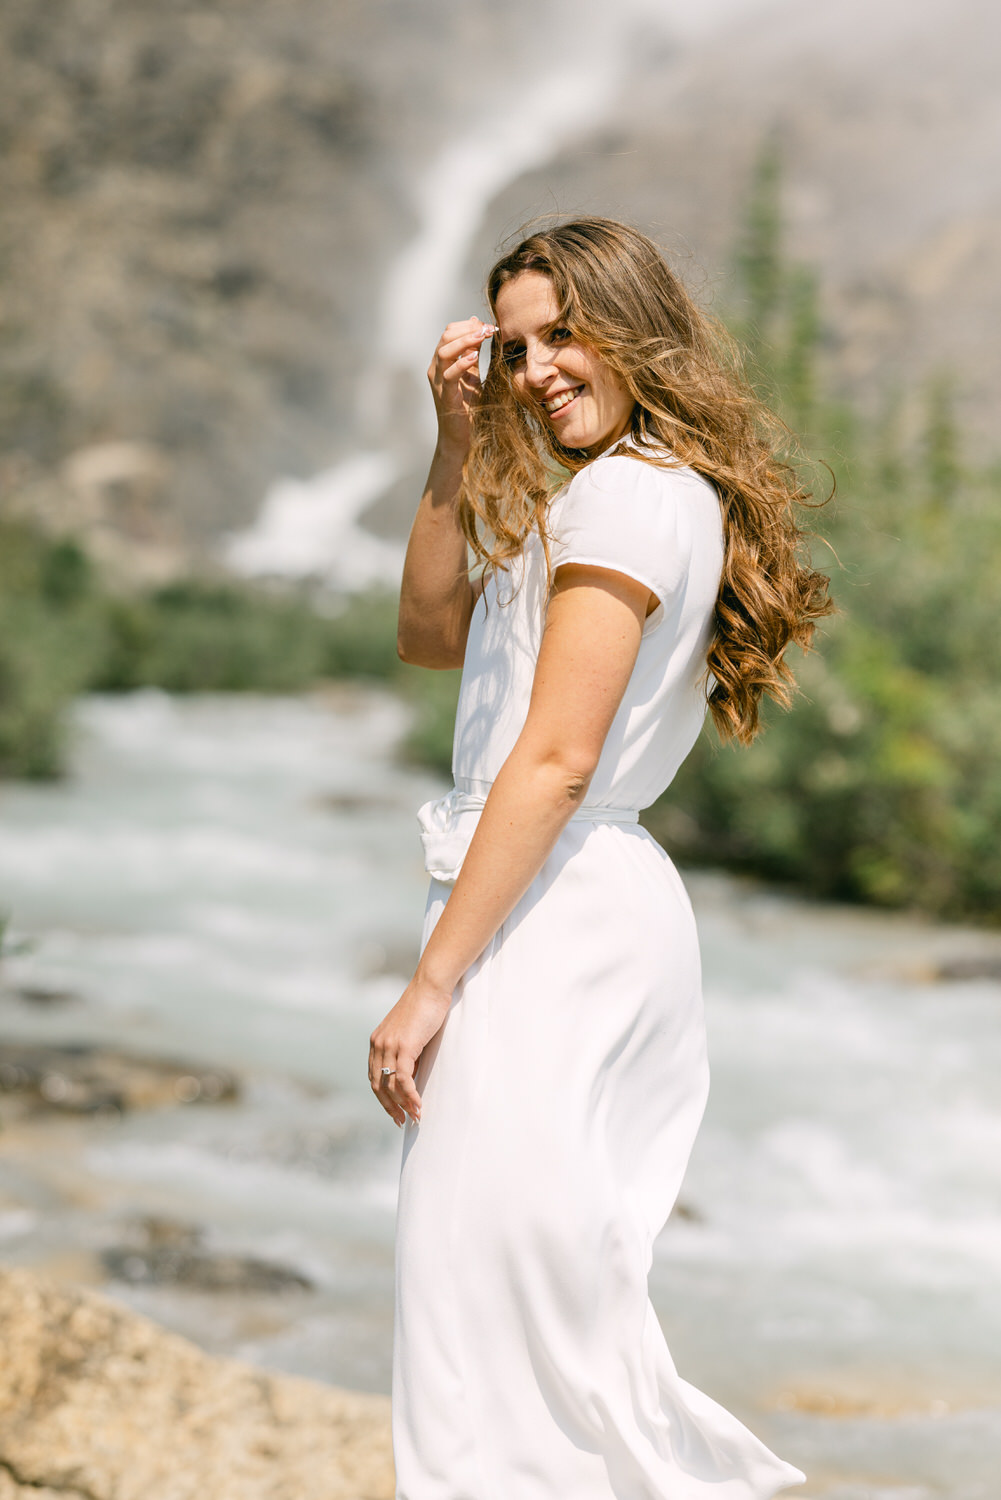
top-left (427, 317), bottom-right (497, 457)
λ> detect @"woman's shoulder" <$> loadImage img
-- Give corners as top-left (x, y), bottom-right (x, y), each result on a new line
top-left (547, 437), bottom-right (722, 592)
top-left (552, 440), bottom-right (719, 538)
top-left (575, 437), bottom-right (717, 502)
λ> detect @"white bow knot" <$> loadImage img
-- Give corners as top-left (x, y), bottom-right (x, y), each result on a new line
top-left (415, 787), bottom-right (487, 884)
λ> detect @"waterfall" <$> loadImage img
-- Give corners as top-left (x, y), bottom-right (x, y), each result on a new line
top-left (221, 52), bottom-right (627, 592)
top-left (371, 69), bottom-right (616, 416)
top-left (220, 3), bottom-right (781, 591)
top-left (222, 452), bottom-right (401, 588)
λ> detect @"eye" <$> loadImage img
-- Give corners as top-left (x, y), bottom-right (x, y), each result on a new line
top-left (502, 344), bottom-right (526, 368)
top-left (549, 326), bottom-right (572, 344)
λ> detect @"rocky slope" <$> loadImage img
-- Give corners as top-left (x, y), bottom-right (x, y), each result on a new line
top-left (0, 1267), bottom-right (394, 1499)
top-left (0, 0), bottom-right (609, 571)
top-left (0, 0), bottom-right (406, 568)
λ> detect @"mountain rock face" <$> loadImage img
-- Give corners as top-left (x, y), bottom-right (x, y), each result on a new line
top-left (0, 0), bottom-right (996, 570)
top-left (0, 0), bottom-right (406, 563)
top-left (0, 1266), bottom-right (394, 1499)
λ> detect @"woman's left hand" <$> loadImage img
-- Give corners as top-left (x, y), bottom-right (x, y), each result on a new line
top-left (369, 975), bottom-right (453, 1127)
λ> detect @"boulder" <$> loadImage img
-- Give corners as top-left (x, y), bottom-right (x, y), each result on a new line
top-left (0, 1043), bottom-right (239, 1119)
top-left (0, 1268), bottom-right (394, 1499)
top-left (100, 1216), bottom-right (314, 1294)
top-left (933, 954), bottom-right (1001, 983)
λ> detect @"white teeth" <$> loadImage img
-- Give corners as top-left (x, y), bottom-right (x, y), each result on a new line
top-left (544, 387), bottom-right (581, 413)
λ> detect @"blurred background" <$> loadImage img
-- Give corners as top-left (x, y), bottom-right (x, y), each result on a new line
top-left (1, 1), bottom-right (999, 1496)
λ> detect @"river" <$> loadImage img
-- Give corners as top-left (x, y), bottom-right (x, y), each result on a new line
top-left (0, 690), bottom-right (997, 1499)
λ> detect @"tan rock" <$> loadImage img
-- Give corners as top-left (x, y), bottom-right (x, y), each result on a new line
top-left (0, 1268), bottom-right (394, 1500)
top-left (0, 1471), bottom-right (67, 1500)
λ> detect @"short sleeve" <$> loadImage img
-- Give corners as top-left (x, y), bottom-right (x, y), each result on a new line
top-left (549, 455), bottom-right (700, 634)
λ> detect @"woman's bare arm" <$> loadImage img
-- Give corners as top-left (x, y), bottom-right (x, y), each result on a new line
top-left (370, 563), bottom-right (656, 1124)
top-left (396, 317), bottom-right (494, 668)
top-left (396, 444), bottom-right (476, 668)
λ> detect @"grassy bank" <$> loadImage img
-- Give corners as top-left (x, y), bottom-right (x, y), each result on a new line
top-left (0, 520), bottom-right (454, 781)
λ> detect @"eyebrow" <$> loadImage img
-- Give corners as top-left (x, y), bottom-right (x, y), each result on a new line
top-left (499, 314), bottom-right (571, 350)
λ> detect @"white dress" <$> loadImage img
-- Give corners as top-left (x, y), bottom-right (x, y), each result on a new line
top-left (392, 439), bottom-right (806, 1500)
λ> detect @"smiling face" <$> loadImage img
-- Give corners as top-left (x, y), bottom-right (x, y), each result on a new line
top-left (493, 271), bottom-right (635, 455)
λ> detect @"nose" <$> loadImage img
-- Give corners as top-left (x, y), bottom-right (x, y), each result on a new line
top-left (523, 341), bottom-right (558, 390)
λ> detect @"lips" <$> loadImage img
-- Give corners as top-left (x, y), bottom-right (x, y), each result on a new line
top-left (542, 384), bottom-right (584, 416)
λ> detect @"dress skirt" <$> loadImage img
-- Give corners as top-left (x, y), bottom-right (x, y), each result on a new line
top-left (392, 820), bottom-right (805, 1500)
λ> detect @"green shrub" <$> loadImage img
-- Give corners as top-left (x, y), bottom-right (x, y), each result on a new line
top-left (0, 522), bottom-right (455, 784)
top-left (0, 524), bottom-right (104, 778)
top-left (400, 667), bottom-right (460, 777)
top-left (92, 581), bottom-right (330, 693)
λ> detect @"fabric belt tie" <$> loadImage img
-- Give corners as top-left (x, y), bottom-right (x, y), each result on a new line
top-left (416, 784), bottom-right (640, 885)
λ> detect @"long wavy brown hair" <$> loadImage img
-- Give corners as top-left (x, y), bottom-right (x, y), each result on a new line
top-left (460, 217), bottom-right (832, 745)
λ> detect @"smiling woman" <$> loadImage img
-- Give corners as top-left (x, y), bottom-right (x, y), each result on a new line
top-left (372, 217), bottom-right (829, 1500)
top-left (465, 218), bottom-right (831, 744)
top-left (496, 273), bottom-right (635, 452)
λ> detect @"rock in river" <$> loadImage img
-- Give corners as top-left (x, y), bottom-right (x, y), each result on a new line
top-left (933, 953), bottom-right (1001, 982)
top-left (101, 1216), bottom-right (313, 1294)
top-left (0, 1267), bottom-right (394, 1499)
top-left (0, 1042), bottom-right (239, 1119)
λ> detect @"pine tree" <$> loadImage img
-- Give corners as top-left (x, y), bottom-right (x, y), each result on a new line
top-left (923, 373), bottom-right (960, 512)
top-left (736, 136), bottom-right (784, 359)
top-left (783, 264), bottom-right (820, 437)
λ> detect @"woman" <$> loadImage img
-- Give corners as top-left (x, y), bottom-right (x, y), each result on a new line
top-left (369, 218), bottom-right (829, 1499)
